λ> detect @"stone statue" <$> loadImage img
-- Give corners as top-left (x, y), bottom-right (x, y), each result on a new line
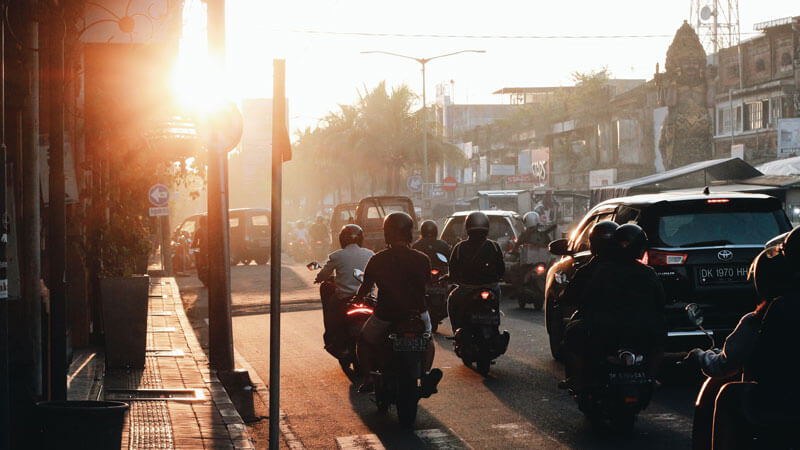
top-left (658, 21), bottom-right (713, 170)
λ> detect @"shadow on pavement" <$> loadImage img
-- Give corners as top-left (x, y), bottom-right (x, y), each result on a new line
top-left (231, 299), bottom-right (322, 317)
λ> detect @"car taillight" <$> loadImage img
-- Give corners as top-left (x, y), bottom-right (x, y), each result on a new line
top-left (707, 198), bottom-right (730, 204)
top-left (480, 291), bottom-right (490, 300)
top-left (431, 269), bottom-right (439, 276)
top-left (639, 250), bottom-right (687, 266)
top-left (535, 264), bottom-right (546, 274)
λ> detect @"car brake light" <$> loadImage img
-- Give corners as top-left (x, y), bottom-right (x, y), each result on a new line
top-left (430, 269), bottom-right (439, 276)
top-left (707, 198), bottom-right (730, 204)
top-left (480, 291), bottom-right (491, 300)
top-left (624, 397), bottom-right (639, 404)
top-left (639, 250), bottom-right (687, 266)
top-left (346, 307), bottom-right (373, 315)
top-left (536, 264), bottom-right (546, 274)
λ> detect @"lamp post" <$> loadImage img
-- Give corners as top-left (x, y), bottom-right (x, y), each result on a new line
top-left (360, 50), bottom-right (485, 203)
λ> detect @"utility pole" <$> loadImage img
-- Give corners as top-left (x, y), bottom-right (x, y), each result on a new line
top-left (0, 12), bottom-right (9, 450)
top-left (21, 0), bottom-right (42, 400)
top-left (47, 4), bottom-right (67, 401)
top-left (205, 0), bottom-right (234, 372)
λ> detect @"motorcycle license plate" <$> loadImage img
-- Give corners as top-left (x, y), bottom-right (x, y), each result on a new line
top-left (426, 286), bottom-right (447, 295)
top-left (608, 371), bottom-right (649, 385)
top-left (392, 336), bottom-right (428, 352)
top-left (471, 313), bottom-right (500, 325)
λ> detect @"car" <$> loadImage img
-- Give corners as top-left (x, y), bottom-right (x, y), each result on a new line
top-left (355, 196), bottom-right (417, 251)
top-left (170, 213), bottom-right (205, 273)
top-left (544, 191), bottom-right (793, 360)
top-left (329, 202), bottom-right (358, 248)
top-left (229, 208), bottom-right (271, 265)
top-left (440, 210), bottom-right (525, 278)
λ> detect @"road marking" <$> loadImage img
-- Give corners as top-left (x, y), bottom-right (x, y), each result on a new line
top-left (336, 434), bottom-right (385, 450)
top-left (415, 428), bottom-right (467, 449)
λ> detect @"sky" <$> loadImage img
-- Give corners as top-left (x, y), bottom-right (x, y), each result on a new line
top-left (181, 0), bottom-right (799, 135)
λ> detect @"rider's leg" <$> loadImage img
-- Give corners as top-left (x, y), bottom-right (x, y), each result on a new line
top-left (712, 381), bottom-right (756, 450)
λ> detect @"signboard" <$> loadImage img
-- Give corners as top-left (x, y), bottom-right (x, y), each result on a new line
top-left (200, 100), bottom-right (244, 153)
top-left (507, 174), bottom-right (533, 184)
top-left (441, 176), bottom-right (458, 192)
top-left (149, 206), bottom-right (170, 217)
top-left (518, 149), bottom-right (532, 175)
top-left (730, 143), bottom-right (745, 160)
top-left (589, 168), bottom-right (617, 187)
top-left (531, 147), bottom-right (550, 186)
top-left (490, 164), bottom-right (515, 176)
top-left (407, 175), bottom-right (423, 193)
top-left (778, 118), bottom-right (800, 157)
top-left (148, 184), bottom-right (170, 206)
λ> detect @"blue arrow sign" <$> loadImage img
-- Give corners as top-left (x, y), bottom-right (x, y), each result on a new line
top-left (407, 175), bottom-right (423, 193)
top-left (149, 184), bottom-right (170, 207)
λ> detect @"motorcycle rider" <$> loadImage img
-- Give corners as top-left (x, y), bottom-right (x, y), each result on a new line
top-left (314, 224), bottom-right (374, 358)
top-left (447, 211), bottom-right (506, 332)
top-left (561, 224), bottom-right (666, 391)
top-left (310, 215), bottom-right (329, 245)
top-left (686, 226), bottom-right (800, 450)
top-left (511, 211), bottom-right (556, 299)
top-left (355, 212), bottom-right (442, 394)
top-left (412, 220), bottom-right (451, 270)
top-left (558, 220), bottom-right (619, 387)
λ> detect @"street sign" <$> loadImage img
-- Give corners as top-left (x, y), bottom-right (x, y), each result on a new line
top-left (148, 184), bottom-right (169, 207)
top-left (149, 207), bottom-right (170, 217)
top-left (407, 175), bottom-right (423, 193)
top-left (442, 176), bottom-right (458, 192)
top-left (200, 100), bottom-right (244, 153)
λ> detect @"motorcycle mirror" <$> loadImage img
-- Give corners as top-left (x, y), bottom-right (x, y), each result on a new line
top-left (353, 269), bottom-right (365, 283)
top-left (306, 262), bottom-right (322, 271)
top-left (685, 303), bottom-right (704, 327)
top-left (436, 253), bottom-right (448, 263)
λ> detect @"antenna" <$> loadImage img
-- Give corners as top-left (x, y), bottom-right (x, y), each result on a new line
top-left (689, 0), bottom-right (740, 64)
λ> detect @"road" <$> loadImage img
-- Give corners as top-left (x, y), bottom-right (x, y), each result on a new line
top-left (178, 261), bottom-right (700, 449)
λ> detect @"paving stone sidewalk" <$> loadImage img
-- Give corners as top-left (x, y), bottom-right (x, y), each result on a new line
top-left (68, 276), bottom-right (254, 449)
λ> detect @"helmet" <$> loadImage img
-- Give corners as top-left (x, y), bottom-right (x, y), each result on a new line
top-left (383, 212), bottom-right (414, 245)
top-left (748, 248), bottom-right (790, 300)
top-left (420, 220), bottom-right (438, 239)
top-left (614, 223), bottom-right (648, 260)
top-left (338, 224), bottom-right (364, 248)
top-left (523, 212), bottom-right (540, 229)
top-left (465, 212), bottom-right (489, 239)
top-left (589, 220), bottom-right (619, 257)
top-left (781, 226), bottom-right (800, 270)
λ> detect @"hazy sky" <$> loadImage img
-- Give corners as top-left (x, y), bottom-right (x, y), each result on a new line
top-left (213, 1), bottom-right (799, 134)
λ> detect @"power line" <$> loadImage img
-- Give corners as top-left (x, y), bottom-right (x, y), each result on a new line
top-left (281, 28), bottom-right (763, 40)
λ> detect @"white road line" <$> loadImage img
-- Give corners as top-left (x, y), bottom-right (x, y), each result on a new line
top-left (415, 428), bottom-right (466, 449)
top-left (336, 434), bottom-right (385, 450)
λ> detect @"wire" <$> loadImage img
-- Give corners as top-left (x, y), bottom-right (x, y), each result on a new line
top-left (281, 28), bottom-right (763, 40)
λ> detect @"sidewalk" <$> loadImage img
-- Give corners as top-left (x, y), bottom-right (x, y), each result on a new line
top-left (67, 277), bottom-right (254, 449)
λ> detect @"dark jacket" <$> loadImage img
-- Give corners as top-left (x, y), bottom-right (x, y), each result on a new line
top-left (514, 225), bottom-right (555, 250)
top-left (449, 237), bottom-right (505, 285)
top-left (412, 237), bottom-right (451, 270)
top-left (355, 245), bottom-right (431, 322)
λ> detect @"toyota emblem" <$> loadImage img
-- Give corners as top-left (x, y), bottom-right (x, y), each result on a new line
top-left (717, 249), bottom-right (733, 261)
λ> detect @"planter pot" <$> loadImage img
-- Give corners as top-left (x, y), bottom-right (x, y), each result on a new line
top-left (36, 400), bottom-right (129, 449)
top-left (100, 275), bottom-right (149, 369)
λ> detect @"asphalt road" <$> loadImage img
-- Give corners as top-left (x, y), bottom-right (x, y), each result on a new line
top-left (178, 261), bottom-right (701, 449)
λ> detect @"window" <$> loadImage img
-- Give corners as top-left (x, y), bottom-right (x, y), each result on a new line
top-left (251, 215), bottom-right (269, 227)
top-left (743, 101), bottom-right (769, 131)
top-left (735, 105), bottom-right (742, 131)
top-left (366, 204), bottom-right (406, 219)
top-left (717, 108), bottom-right (732, 135)
top-left (570, 212), bottom-right (614, 253)
top-left (781, 52), bottom-right (792, 68)
top-left (657, 212), bottom-right (783, 247)
top-left (770, 97), bottom-right (782, 126)
top-left (755, 59), bottom-right (766, 72)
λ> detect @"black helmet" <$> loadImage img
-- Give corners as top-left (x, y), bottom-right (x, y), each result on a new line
top-left (614, 223), bottom-right (648, 260)
top-left (781, 226), bottom-right (800, 270)
top-left (465, 212), bottom-right (489, 239)
top-left (420, 220), bottom-right (438, 239)
top-left (339, 224), bottom-right (364, 249)
top-left (383, 212), bottom-right (414, 245)
top-left (589, 220), bottom-right (619, 257)
top-left (748, 248), bottom-right (790, 300)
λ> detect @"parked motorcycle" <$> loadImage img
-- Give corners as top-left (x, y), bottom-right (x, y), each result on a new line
top-left (426, 253), bottom-right (450, 333)
top-left (516, 243), bottom-right (550, 310)
top-left (451, 286), bottom-right (510, 375)
top-left (353, 269), bottom-right (439, 427)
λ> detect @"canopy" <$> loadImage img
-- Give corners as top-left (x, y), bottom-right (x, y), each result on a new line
top-left (590, 157), bottom-right (762, 205)
top-left (755, 155), bottom-right (800, 176)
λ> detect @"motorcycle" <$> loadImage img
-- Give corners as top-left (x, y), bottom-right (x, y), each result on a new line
top-left (426, 253), bottom-right (450, 333)
top-left (307, 262), bottom-right (374, 381)
top-left (288, 237), bottom-right (310, 263)
top-left (516, 243), bottom-right (550, 310)
top-left (451, 286), bottom-right (510, 376)
top-left (311, 239), bottom-right (329, 263)
top-left (353, 268), bottom-right (440, 427)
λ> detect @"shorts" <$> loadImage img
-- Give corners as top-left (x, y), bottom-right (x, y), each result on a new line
top-left (360, 311), bottom-right (432, 346)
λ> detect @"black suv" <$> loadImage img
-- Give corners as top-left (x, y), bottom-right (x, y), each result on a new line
top-left (544, 192), bottom-right (792, 359)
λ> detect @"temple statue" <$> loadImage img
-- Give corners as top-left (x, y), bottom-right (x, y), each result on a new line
top-left (658, 21), bottom-right (713, 170)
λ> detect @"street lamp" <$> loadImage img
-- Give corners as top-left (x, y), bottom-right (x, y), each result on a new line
top-left (361, 50), bottom-right (485, 203)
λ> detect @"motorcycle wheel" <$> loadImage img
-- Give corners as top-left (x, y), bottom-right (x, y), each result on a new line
top-left (396, 380), bottom-right (419, 427)
top-left (255, 255), bottom-right (269, 265)
top-left (375, 387), bottom-right (389, 414)
top-left (476, 358), bottom-right (491, 376)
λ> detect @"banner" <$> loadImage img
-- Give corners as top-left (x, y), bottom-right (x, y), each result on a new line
top-left (778, 118), bottom-right (800, 157)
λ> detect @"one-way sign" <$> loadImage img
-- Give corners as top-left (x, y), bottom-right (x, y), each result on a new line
top-left (149, 184), bottom-right (169, 207)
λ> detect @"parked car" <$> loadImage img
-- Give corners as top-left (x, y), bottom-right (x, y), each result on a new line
top-left (544, 192), bottom-right (793, 360)
top-left (440, 210), bottom-right (525, 279)
top-left (170, 213), bottom-right (205, 273)
top-left (229, 208), bottom-right (271, 265)
top-left (329, 202), bottom-right (358, 248)
top-left (355, 196), bottom-right (417, 251)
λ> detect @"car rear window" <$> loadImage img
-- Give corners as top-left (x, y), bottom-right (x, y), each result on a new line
top-left (657, 211), bottom-right (784, 247)
top-left (442, 216), bottom-right (515, 244)
top-left (251, 215), bottom-right (269, 227)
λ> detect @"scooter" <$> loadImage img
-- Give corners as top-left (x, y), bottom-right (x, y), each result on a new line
top-left (451, 286), bottom-right (510, 376)
top-left (311, 239), bottom-right (329, 263)
top-left (426, 253), bottom-right (450, 333)
top-left (516, 244), bottom-right (550, 310)
top-left (353, 269), bottom-right (441, 427)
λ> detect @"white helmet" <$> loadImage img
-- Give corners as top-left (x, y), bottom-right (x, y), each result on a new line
top-left (523, 211), bottom-right (540, 229)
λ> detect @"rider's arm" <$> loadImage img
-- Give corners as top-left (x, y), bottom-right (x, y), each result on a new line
top-left (696, 312), bottom-right (760, 378)
top-left (355, 259), bottom-right (376, 298)
top-left (494, 242), bottom-right (506, 279)
top-left (315, 253), bottom-right (336, 283)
